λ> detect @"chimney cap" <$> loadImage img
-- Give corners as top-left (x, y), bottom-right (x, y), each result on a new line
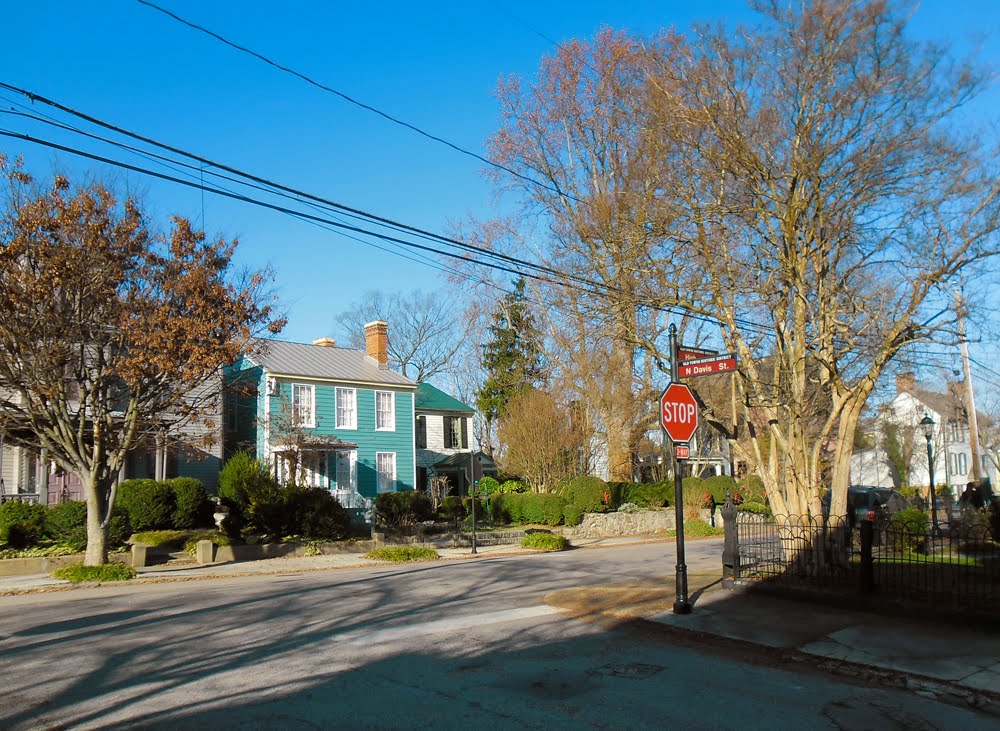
top-left (312, 337), bottom-right (336, 348)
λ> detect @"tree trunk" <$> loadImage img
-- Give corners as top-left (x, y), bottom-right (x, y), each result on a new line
top-left (84, 474), bottom-right (110, 566)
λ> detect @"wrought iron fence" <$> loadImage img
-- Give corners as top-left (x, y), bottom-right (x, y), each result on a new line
top-left (723, 505), bottom-right (1000, 616)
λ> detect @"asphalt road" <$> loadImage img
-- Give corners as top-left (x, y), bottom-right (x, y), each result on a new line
top-left (0, 539), bottom-right (993, 730)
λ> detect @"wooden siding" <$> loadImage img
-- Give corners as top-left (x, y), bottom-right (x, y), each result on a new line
top-left (263, 377), bottom-right (415, 497)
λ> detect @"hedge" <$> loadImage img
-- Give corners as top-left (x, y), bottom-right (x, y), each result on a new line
top-left (168, 478), bottom-right (212, 529)
top-left (117, 479), bottom-right (176, 532)
top-left (490, 493), bottom-right (566, 526)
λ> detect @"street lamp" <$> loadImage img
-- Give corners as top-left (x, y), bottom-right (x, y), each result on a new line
top-left (920, 414), bottom-right (940, 538)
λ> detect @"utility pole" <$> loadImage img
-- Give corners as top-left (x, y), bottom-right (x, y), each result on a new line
top-left (956, 290), bottom-right (982, 483)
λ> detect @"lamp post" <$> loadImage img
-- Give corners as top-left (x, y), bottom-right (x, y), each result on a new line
top-left (920, 414), bottom-right (940, 538)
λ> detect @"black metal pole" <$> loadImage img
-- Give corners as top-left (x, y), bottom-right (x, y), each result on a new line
top-left (926, 435), bottom-right (939, 538)
top-left (670, 324), bottom-right (692, 614)
top-left (471, 464), bottom-right (477, 555)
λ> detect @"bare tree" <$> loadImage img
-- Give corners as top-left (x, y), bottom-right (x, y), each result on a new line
top-left (495, 388), bottom-right (588, 492)
top-left (641, 0), bottom-right (1000, 519)
top-left (0, 159), bottom-right (283, 564)
top-left (334, 290), bottom-right (466, 382)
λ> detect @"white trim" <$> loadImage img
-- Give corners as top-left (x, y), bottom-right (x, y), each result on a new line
top-left (336, 387), bottom-right (358, 430)
top-left (376, 451), bottom-right (396, 493)
top-left (260, 371), bottom-right (416, 390)
top-left (411, 394), bottom-right (417, 491)
top-left (292, 382), bottom-right (316, 428)
top-left (375, 390), bottom-right (395, 431)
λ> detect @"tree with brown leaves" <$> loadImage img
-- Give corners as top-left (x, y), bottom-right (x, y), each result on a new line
top-left (0, 158), bottom-right (284, 564)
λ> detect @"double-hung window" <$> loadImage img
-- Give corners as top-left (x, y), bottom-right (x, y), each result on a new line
top-left (292, 383), bottom-right (315, 428)
top-left (336, 387), bottom-right (357, 429)
top-left (376, 452), bottom-right (396, 493)
top-left (376, 391), bottom-right (395, 431)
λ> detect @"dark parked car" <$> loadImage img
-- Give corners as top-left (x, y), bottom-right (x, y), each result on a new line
top-left (822, 486), bottom-right (907, 529)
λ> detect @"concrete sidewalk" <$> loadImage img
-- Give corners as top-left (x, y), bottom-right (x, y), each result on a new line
top-left (650, 577), bottom-right (1000, 703)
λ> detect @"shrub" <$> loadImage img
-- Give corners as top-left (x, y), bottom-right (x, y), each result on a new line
top-left (521, 532), bottom-right (569, 551)
top-left (891, 508), bottom-right (929, 554)
top-left (168, 478), bottom-right (211, 529)
top-left (117, 479), bottom-right (176, 532)
top-left (438, 496), bottom-right (466, 522)
top-left (738, 501), bottom-right (772, 515)
top-left (462, 497), bottom-right (486, 519)
top-left (376, 491), bottom-right (435, 529)
top-left (489, 493), bottom-right (566, 526)
top-left (623, 482), bottom-right (670, 508)
top-left (617, 502), bottom-right (640, 513)
top-left (500, 479), bottom-right (529, 494)
top-left (52, 563), bottom-right (137, 582)
top-left (560, 476), bottom-right (610, 516)
top-left (477, 476), bottom-right (501, 495)
top-left (44, 501), bottom-right (89, 551)
top-left (218, 452), bottom-right (280, 513)
top-left (366, 546), bottom-right (439, 562)
top-left (283, 486), bottom-right (351, 541)
top-left (0, 500), bottom-right (48, 548)
top-left (665, 518), bottom-right (725, 538)
top-left (736, 475), bottom-right (767, 504)
top-left (562, 503), bottom-right (585, 527)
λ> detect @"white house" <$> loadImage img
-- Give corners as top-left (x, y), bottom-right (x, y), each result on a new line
top-left (851, 373), bottom-right (996, 496)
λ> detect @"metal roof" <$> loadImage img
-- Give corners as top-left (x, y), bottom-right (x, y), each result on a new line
top-left (415, 382), bottom-right (474, 413)
top-left (247, 339), bottom-right (415, 388)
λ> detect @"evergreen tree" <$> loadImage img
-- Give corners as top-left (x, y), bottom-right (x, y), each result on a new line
top-left (476, 280), bottom-right (545, 455)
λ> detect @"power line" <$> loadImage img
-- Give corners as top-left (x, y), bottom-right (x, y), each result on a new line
top-left (133, 0), bottom-right (581, 205)
top-left (0, 82), bottom-right (772, 336)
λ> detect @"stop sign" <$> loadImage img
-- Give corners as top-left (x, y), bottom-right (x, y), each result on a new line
top-left (660, 383), bottom-right (698, 443)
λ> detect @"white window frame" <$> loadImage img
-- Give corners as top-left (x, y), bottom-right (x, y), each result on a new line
top-left (292, 383), bottom-right (315, 428)
top-left (376, 452), bottom-right (396, 493)
top-left (336, 387), bottom-right (357, 430)
top-left (335, 449), bottom-right (357, 492)
top-left (376, 390), bottom-right (395, 431)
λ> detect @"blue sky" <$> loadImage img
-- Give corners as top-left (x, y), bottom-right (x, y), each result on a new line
top-left (2, 1), bottom-right (998, 369)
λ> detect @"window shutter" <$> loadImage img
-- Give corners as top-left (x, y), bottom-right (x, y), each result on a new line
top-left (461, 418), bottom-right (468, 449)
top-left (416, 416), bottom-right (427, 449)
top-left (444, 416), bottom-right (453, 448)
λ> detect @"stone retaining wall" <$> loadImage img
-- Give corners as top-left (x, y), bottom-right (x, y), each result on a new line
top-left (563, 510), bottom-right (676, 539)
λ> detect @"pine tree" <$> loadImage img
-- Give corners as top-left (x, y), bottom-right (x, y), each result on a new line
top-left (475, 280), bottom-right (545, 456)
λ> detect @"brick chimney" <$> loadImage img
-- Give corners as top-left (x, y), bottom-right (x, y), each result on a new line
top-left (364, 320), bottom-right (389, 368)
top-left (896, 371), bottom-right (916, 394)
top-left (312, 337), bottom-right (336, 348)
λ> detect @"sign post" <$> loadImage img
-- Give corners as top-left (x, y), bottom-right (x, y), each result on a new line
top-left (662, 324), bottom-right (695, 615)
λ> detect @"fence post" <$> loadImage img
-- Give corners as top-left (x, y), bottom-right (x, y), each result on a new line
top-left (859, 520), bottom-right (874, 594)
top-left (721, 491), bottom-right (740, 589)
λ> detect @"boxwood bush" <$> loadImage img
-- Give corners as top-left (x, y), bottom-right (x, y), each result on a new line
top-left (43, 501), bottom-right (89, 551)
top-left (117, 479), bottom-right (176, 532)
top-left (521, 532), bottom-right (569, 551)
top-left (0, 500), bottom-right (49, 548)
top-left (476, 476), bottom-right (501, 495)
top-left (167, 477), bottom-right (211, 529)
top-left (282, 486), bottom-right (352, 541)
top-left (376, 491), bottom-right (435, 529)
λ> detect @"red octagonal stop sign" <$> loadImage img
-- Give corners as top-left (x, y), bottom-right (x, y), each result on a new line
top-left (660, 383), bottom-right (698, 443)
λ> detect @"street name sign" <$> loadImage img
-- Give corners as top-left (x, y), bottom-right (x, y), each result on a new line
top-left (677, 346), bottom-right (718, 363)
top-left (679, 353), bottom-right (737, 378)
top-left (659, 383), bottom-right (698, 443)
